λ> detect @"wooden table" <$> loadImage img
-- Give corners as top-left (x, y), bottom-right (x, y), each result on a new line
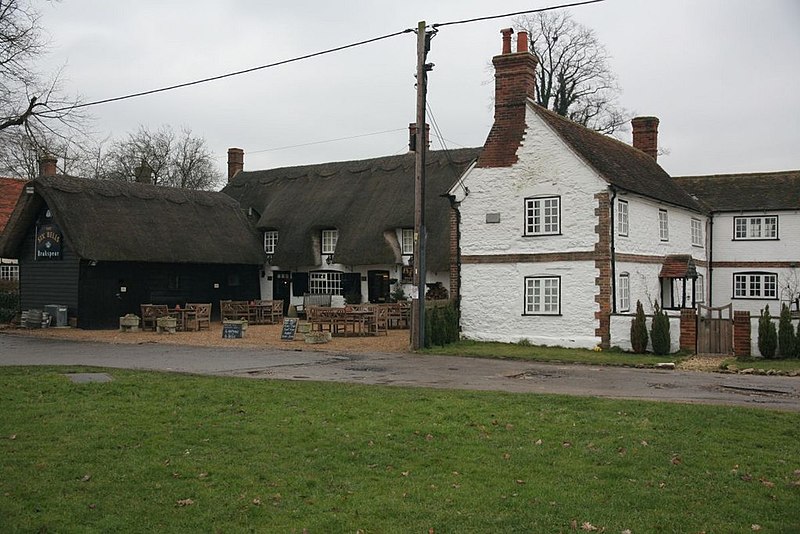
top-left (168, 308), bottom-right (198, 331)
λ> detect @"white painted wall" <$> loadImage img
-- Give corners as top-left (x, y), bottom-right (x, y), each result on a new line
top-left (710, 210), bottom-right (800, 314)
top-left (609, 312), bottom-right (681, 354)
top-left (749, 315), bottom-right (800, 357)
top-left (457, 106), bottom-right (607, 257)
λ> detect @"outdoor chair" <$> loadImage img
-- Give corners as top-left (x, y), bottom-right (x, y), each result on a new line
top-left (185, 303), bottom-right (211, 331)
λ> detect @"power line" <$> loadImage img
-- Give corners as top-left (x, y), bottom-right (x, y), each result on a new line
top-left (432, 0), bottom-right (606, 28)
top-left (244, 128), bottom-right (407, 155)
top-left (426, 102), bottom-right (469, 195)
top-left (51, 28), bottom-right (415, 113)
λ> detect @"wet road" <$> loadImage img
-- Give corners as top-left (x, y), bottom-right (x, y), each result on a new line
top-left (1, 333), bottom-right (799, 411)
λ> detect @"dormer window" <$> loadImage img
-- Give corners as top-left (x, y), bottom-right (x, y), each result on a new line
top-left (401, 228), bottom-right (414, 255)
top-left (322, 229), bottom-right (338, 255)
top-left (264, 230), bottom-right (278, 254)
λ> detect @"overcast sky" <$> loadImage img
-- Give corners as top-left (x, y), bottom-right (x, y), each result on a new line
top-left (39, 0), bottom-right (800, 183)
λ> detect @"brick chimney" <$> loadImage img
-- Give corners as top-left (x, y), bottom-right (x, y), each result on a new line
top-left (227, 147), bottom-right (244, 181)
top-left (38, 155), bottom-right (57, 178)
top-left (476, 29), bottom-right (538, 168)
top-left (631, 116), bottom-right (659, 160)
top-left (134, 161), bottom-right (152, 184)
top-left (408, 122), bottom-right (431, 152)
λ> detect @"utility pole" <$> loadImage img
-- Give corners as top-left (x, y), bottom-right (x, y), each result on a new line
top-left (412, 20), bottom-right (432, 350)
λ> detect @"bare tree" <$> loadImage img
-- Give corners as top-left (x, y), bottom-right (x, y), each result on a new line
top-left (515, 11), bottom-right (628, 134)
top-left (0, 0), bottom-right (87, 177)
top-left (103, 125), bottom-right (221, 190)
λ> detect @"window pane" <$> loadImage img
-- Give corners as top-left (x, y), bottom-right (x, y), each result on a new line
top-left (525, 197), bottom-right (559, 235)
top-left (401, 228), bottom-right (414, 255)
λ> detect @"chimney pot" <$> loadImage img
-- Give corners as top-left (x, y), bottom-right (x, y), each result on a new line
top-left (227, 147), bottom-right (244, 181)
top-left (38, 155), bottom-right (57, 178)
top-left (631, 116), bottom-right (660, 160)
top-left (516, 31), bottom-right (528, 53)
top-left (500, 28), bottom-right (514, 54)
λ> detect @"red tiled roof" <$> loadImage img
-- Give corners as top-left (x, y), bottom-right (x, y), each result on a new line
top-left (659, 255), bottom-right (696, 279)
top-left (0, 177), bottom-right (26, 233)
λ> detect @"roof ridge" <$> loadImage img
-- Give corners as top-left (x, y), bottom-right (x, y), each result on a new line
top-left (674, 170), bottom-right (800, 180)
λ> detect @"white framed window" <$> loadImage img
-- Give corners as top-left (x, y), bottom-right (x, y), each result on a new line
top-left (618, 273), bottom-right (630, 312)
top-left (401, 228), bottom-right (414, 255)
top-left (0, 264), bottom-right (19, 281)
top-left (321, 229), bottom-right (338, 255)
top-left (524, 196), bottom-right (560, 236)
top-left (524, 276), bottom-right (560, 315)
top-left (733, 216), bottom-right (778, 240)
top-left (263, 230), bottom-right (278, 254)
top-left (733, 272), bottom-right (777, 299)
top-left (617, 199), bottom-right (629, 237)
top-left (691, 218), bottom-right (703, 247)
top-left (659, 209), bottom-right (669, 241)
top-left (309, 271), bottom-right (342, 295)
top-left (695, 274), bottom-right (704, 303)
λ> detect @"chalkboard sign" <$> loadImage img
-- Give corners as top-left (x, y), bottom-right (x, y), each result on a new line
top-left (281, 318), bottom-right (298, 341)
top-left (222, 321), bottom-right (244, 339)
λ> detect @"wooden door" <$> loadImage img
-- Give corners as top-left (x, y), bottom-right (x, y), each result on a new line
top-left (272, 271), bottom-right (291, 315)
top-left (697, 304), bottom-right (733, 354)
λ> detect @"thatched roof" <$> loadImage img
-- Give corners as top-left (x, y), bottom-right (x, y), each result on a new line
top-left (222, 148), bottom-right (481, 271)
top-left (0, 176), bottom-right (265, 264)
top-left (530, 105), bottom-right (704, 212)
top-left (674, 170), bottom-right (800, 212)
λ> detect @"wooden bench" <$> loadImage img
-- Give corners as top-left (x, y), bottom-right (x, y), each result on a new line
top-left (140, 304), bottom-right (169, 332)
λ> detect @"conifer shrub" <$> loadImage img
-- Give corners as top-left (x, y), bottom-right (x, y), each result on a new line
top-left (758, 305), bottom-right (778, 359)
top-left (629, 300), bottom-right (649, 353)
top-left (650, 300), bottom-right (671, 356)
top-left (0, 287), bottom-right (19, 324)
top-left (778, 303), bottom-right (796, 358)
top-left (424, 302), bottom-right (459, 348)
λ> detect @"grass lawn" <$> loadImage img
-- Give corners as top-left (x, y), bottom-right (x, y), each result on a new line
top-left (1, 367), bottom-right (798, 533)
top-left (424, 340), bottom-right (686, 367)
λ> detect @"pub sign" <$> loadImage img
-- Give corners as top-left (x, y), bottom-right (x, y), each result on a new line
top-left (35, 224), bottom-right (63, 260)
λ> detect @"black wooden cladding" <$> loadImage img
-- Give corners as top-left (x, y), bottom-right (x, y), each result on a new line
top-left (19, 222), bottom-right (80, 315)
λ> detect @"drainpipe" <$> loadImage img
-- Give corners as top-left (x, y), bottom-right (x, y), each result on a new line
top-left (610, 186), bottom-right (617, 314)
top-left (707, 213), bottom-right (714, 307)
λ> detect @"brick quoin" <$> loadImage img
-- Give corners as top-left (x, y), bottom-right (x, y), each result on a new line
top-left (449, 206), bottom-right (460, 302)
top-left (733, 310), bottom-right (751, 357)
top-left (680, 308), bottom-right (697, 353)
top-left (594, 191), bottom-right (612, 348)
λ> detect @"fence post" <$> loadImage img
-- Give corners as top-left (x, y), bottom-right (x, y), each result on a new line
top-left (733, 310), bottom-right (751, 358)
top-left (680, 308), bottom-right (697, 353)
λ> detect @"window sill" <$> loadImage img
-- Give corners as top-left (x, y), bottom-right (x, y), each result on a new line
top-left (521, 313), bottom-right (562, 317)
top-left (731, 238), bottom-right (779, 242)
top-left (521, 233), bottom-right (562, 238)
top-left (731, 296), bottom-right (779, 300)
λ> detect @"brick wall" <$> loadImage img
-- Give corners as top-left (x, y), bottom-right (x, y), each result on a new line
top-left (733, 310), bottom-right (751, 357)
top-left (594, 191), bottom-right (612, 348)
top-left (680, 308), bottom-right (697, 352)
top-left (449, 205), bottom-right (460, 302)
top-left (476, 30), bottom-right (537, 169)
top-left (631, 117), bottom-right (659, 160)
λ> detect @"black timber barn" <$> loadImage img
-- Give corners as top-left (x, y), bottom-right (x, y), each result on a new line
top-left (0, 176), bottom-right (265, 328)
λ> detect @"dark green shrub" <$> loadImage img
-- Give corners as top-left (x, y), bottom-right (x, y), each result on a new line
top-left (0, 288), bottom-right (20, 324)
top-left (630, 300), bottom-right (649, 353)
top-left (650, 300), bottom-right (671, 355)
top-left (424, 302), bottom-right (459, 348)
top-left (758, 305), bottom-right (778, 359)
top-left (778, 303), bottom-right (796, 358)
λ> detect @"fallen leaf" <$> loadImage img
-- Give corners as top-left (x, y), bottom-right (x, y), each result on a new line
top-left (570, 519), bottom-right (578, 530)
top-left (425, 434), bottom-right (434, 441)
top-left (759, 478), bottom-right (774, 488)
top-left (80, 474), bottom-right (91, 482)
top-left (618, 447), bottom-right (627, 456)
top-left (176, 498), bottom-right (194, 507)
top-left (751, 525), bottom-right (761, 531)
top-left (793, 469), bottom-right (800, 477)
top-left (562, 441), bottom-right (572, 448)
top-left (9, 434), bottom-right (16, 440)
top-left (252, 498), bottom-right (261, 505)
top-left (198, 472), bottom-right (208, 479)
top-left (451, 483), bottom-right (460, 489)
top-left (671, 455), bottom-right (682, 465)
top-left (88, 503), bottom-right (96, 510)
top-left (640, 440), bottom-right (648, 447)
top-left (503, 452), bottom-right (511, 460)
top-left (505, 423), bottom-right (514, 430)
top-left (535, 439), bottom-right (543, 445)
top-left (622, 530), bottom-right (632, 534)
top-left (581, 521), bottom-right (598, 531)
top-left (741, 474), bottom-right (753, 482)
top-left (401, 471), bottom-right (409, 477)
top-left (172, 472), bottom-right (181, 478)
top-left (515, 479), bottom-right (525, 485)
